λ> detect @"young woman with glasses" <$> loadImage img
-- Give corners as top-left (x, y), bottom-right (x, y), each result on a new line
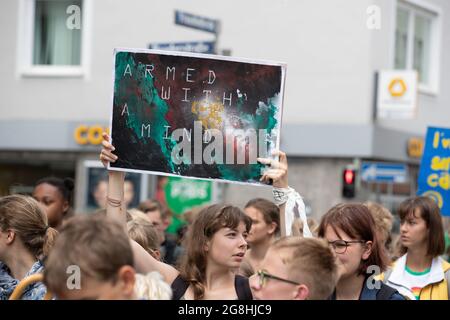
top-left (318, 203), bottom-right (405, 300)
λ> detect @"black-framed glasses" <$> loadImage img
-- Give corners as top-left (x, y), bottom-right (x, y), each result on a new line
top-left (256, 270), bottom-right (300, 288)
top-left (328, 240), bottom-right (365, 254)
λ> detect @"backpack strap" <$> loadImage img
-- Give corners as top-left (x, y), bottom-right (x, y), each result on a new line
top-left (170, 274), bottom-right (189, 300)
top-left (234, 275), bottom-right (253, 300)
top-left (376, 283), bottom-right (398, 300)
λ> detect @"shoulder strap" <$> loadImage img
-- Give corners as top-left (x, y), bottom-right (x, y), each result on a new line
top-left (376, 283), bottom-right (398, 300)
top-left (234, 275), bottom-right (253, 300)
top-left (170, 274), bottom-right (189, 300)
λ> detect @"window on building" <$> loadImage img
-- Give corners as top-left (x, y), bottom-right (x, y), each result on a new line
top-left (394, 1), bottom-right (441, 93)
top-left (33, 0), bottom-right (82, 66)
top-left (19, 0), bottom-right (88, 76)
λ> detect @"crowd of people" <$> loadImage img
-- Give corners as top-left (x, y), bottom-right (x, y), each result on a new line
top-left (0, 132), bottom-right (449, 300)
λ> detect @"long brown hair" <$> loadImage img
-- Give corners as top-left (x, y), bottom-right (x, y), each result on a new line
top-left (398, 196), bottom-right (445, 257)
top-left (179, 204), bottom-right (251, 300)
top-left (0, 195), bottom-right (58, 260)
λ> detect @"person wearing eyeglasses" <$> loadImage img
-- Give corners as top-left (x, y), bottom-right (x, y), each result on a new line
top-left (317, 203), bottom-right (405, 300)
top-left (249, 237), bottom-right (338, 300)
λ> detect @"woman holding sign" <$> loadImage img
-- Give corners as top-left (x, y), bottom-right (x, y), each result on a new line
top-left (100, 133), bottom-right (289, 300)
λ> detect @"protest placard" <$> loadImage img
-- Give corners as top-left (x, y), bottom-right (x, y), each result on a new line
top-left (109, 48), bottom-right (285, 185)
top-left (417, 127), bottom-right (450, 216)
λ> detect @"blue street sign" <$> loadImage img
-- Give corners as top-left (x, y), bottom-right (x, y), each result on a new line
top-left (149, 41), bottom-right (215, 54)
top-left (417, 127), bottom-right (450, 216)
top-left (361, 162), bottom-right (408, 183)
top-left (175, 11), bottom-right (219, 34)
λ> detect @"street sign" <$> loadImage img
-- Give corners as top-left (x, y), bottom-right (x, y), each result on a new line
top-left (148, 41), bottom-right (215, 54)
top-left (361, 162), bottom-right (408, 183)
top-left (175, 10), bottom-right (219, 34)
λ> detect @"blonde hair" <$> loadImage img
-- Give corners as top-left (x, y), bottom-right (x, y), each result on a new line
top-left (128, 209), bottom-right (150, 222)
top-left (134, 272), bottom-right (172, 300)
top-left (127, 213), bottom-right (160, 258)
top-left (271, 237), bottom-right (338, 300)
top-left (0, 195), bottom-right (58, 260)
top-left (364, 202), bottom-right (393, 245)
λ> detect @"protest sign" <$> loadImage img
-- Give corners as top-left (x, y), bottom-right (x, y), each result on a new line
top-left (417, 127), bottom-right (450, 216)
top-left (109, 48), bottom-right (285, 185)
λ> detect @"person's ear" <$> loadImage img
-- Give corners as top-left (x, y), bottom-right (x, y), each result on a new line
top-left (204, 240), bottom-right (210, 252)
top-left (5, 230), bottom-right (15, 245)
top-left (267, 222), bottom-right (277, 236)
top-left (294, 284), bottom-right (309, 300)
top-left (151, 249), bottom-right (161, 261)
top-left (62, 200), bottom-right (70, 215)
top-left (362, 241), bottom-right (373, 260)
top-left (118, 265), bottom-right (136, 299)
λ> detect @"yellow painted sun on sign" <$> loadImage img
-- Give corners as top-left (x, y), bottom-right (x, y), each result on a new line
top-left (388, 78), bottom-right (407, 97)
top-left (422, 190), bottom-right (444, 209)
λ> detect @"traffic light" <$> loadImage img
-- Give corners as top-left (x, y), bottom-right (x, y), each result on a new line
top-left (342, 168), bottom-right (356, 198)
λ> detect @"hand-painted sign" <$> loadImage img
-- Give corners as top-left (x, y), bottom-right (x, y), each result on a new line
top-left (109, 48), bottom-right (285, 185)
top-left (417, 127), bottom-right (450, 216)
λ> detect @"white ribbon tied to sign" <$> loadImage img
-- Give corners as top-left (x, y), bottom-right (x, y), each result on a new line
top-left (273, 187), bottom-right (312, 238)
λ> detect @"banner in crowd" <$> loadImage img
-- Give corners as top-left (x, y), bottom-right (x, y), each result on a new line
top-left (162, 176), bottom-right (214, 234)
top-left (109, 48), bottom-right (285, 185)
top-left (417, 127), bottom-right (450, 216)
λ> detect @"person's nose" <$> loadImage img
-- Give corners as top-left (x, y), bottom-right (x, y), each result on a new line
top-left (400, 222), bottom-right (408, 234)
top-left (239, 235), bottom-right (248, 248)
top-left (249, 274), bottom-right (260, 291)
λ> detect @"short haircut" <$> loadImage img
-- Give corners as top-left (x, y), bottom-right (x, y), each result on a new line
top-left (318, 203), bottom-right (389, 274)
top-left (138, 200), bottom-right (172, 220)
top-left (43, 215), bottom-right (133, 295)
top-left (271, 237), bottom-right (338, 300)
top-left (398, 196), bottom-right (445, 257)
top-left (245, 198), bottom-right (280, 234)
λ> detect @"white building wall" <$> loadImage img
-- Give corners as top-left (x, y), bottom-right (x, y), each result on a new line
top-left (1, 0), bottom-right (374, 127)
